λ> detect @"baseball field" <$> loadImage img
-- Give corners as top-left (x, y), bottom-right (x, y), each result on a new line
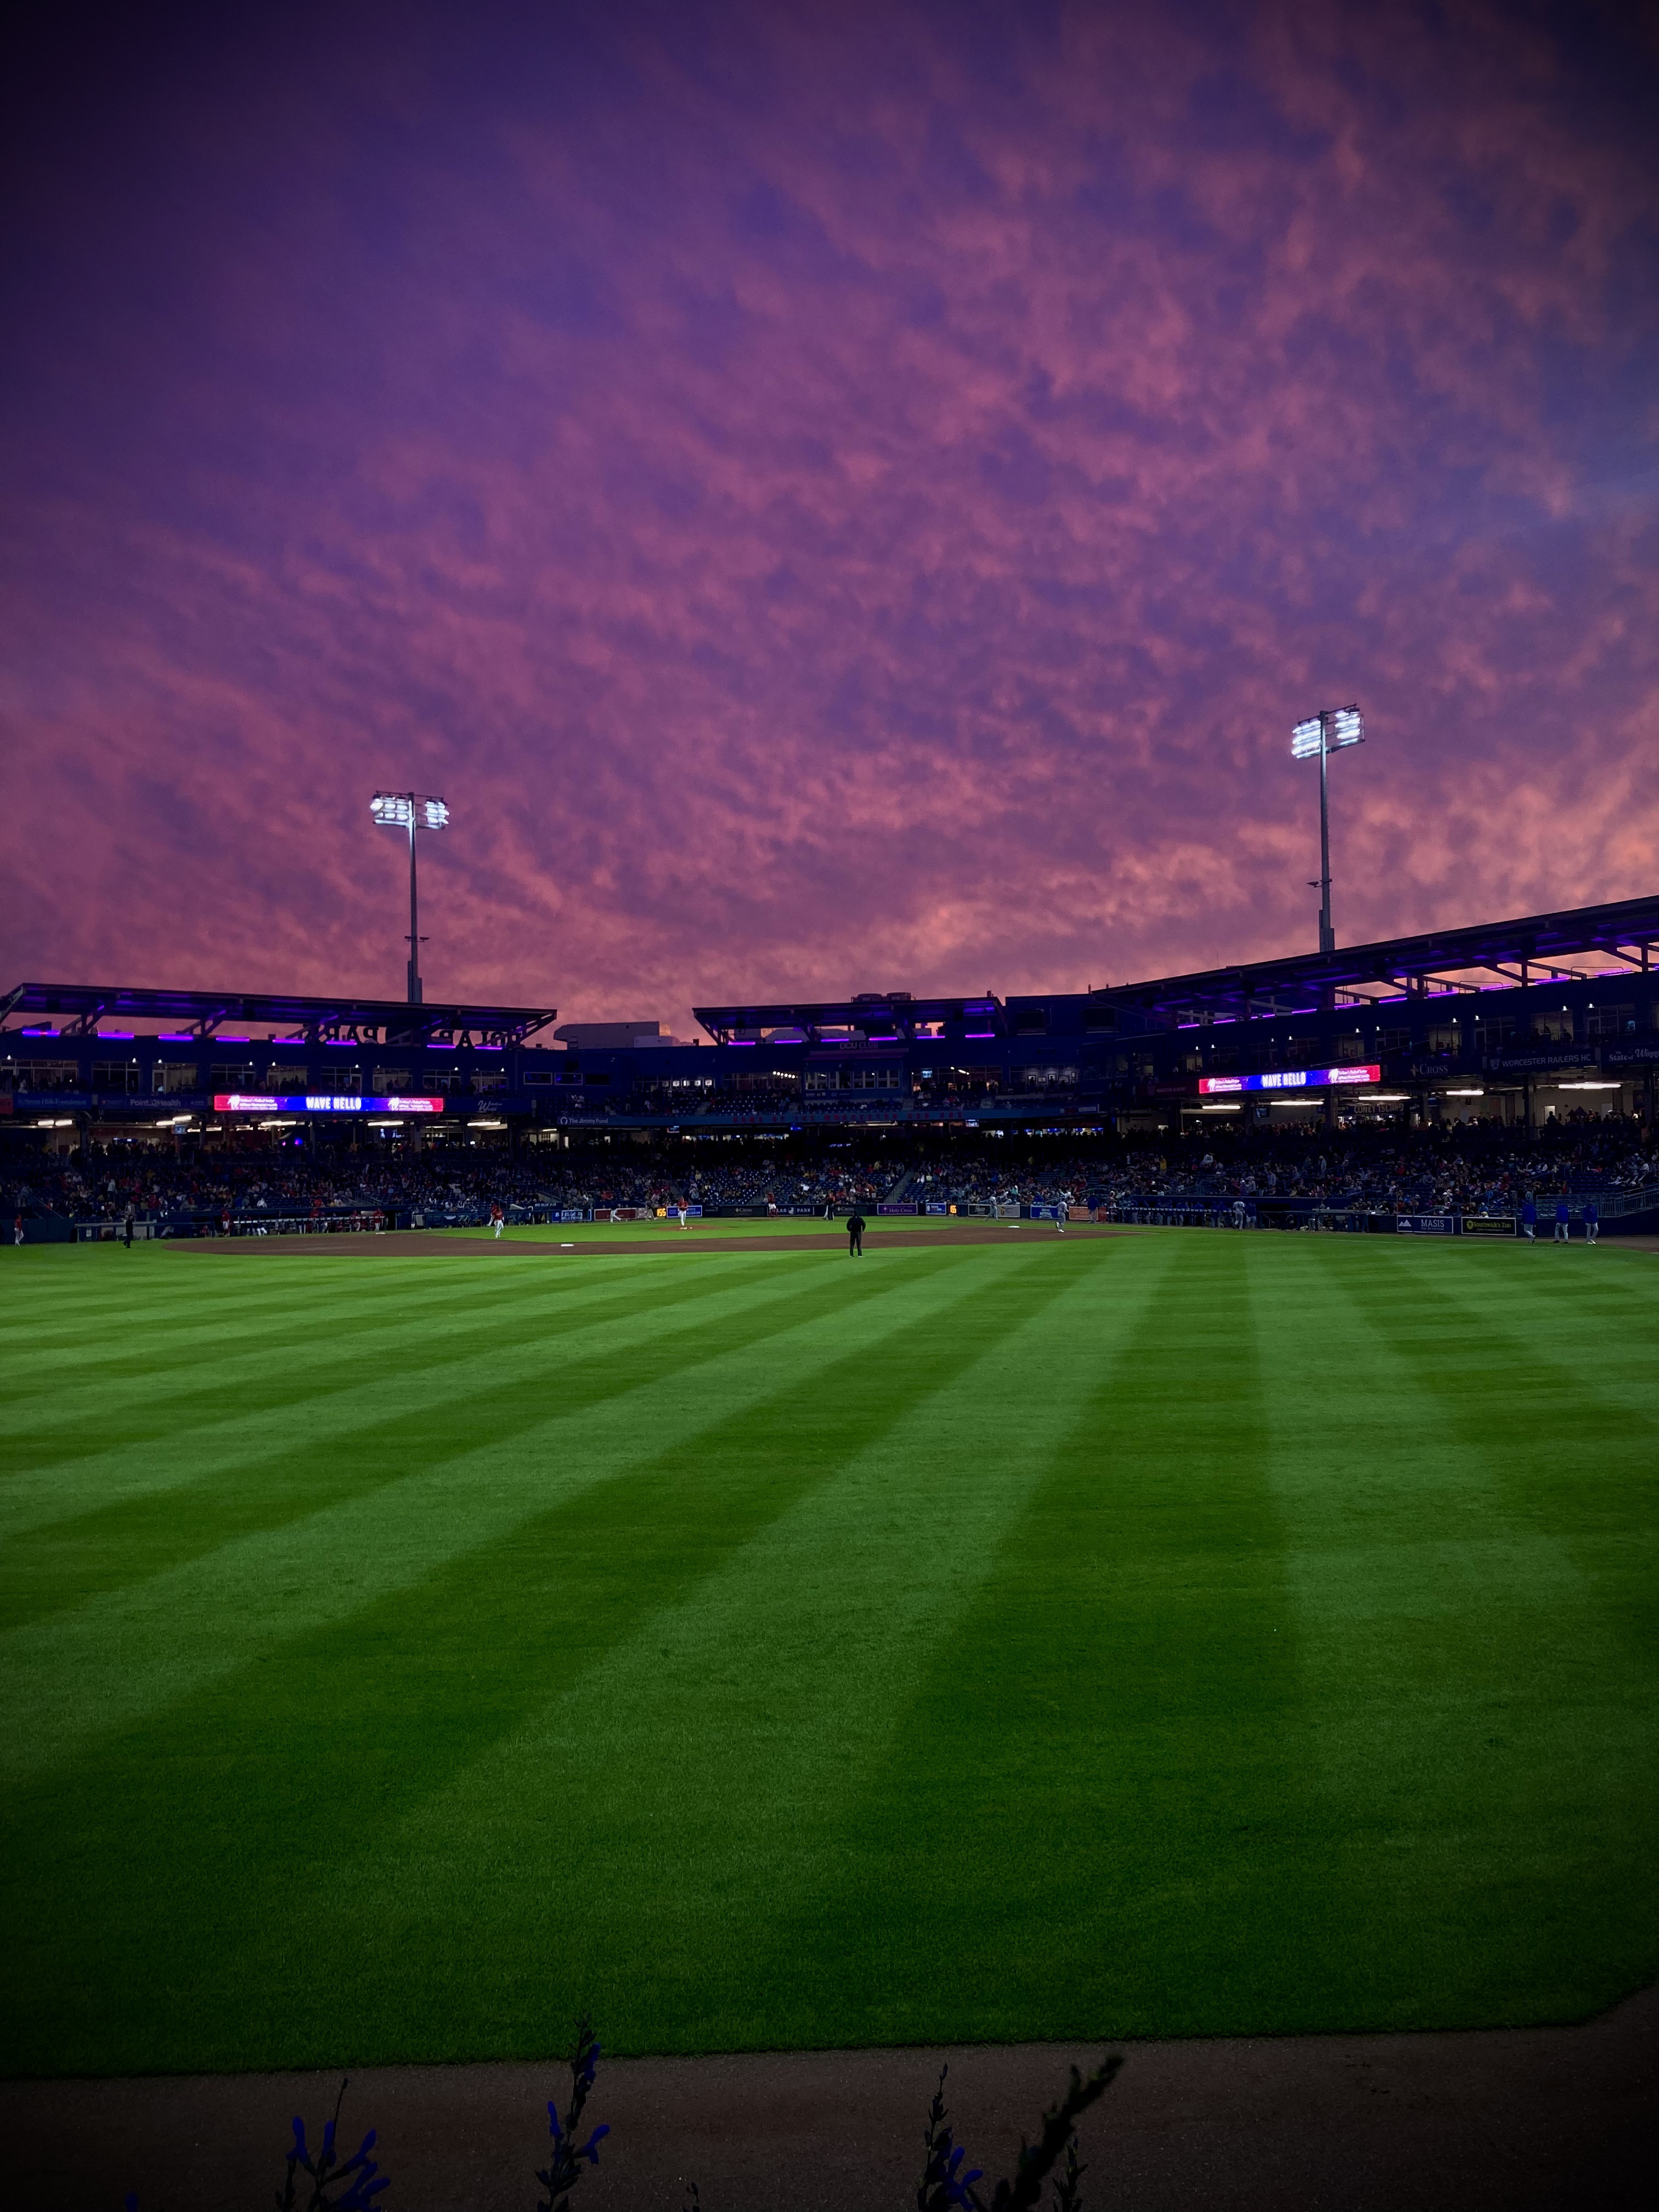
top-left (2, 1222), bottom-right (1655, 2075)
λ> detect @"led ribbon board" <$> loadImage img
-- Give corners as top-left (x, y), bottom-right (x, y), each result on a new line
top-left (214, 1094), bottom-right (445, 1114)
top-left (1198, 1065), bottom-right (1381, 1095)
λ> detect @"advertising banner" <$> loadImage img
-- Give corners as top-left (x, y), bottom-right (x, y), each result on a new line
top-left (215, 1093), bottom-right (443, 1114)
top-left (1481, 1048), bottom-right (1590, 1073)
top-left (1462, 1215), bottom-right (1515, 1235)
top-left (1396, 1215), bottom-right (1456, 1233)
top-left (1198, 1064), bottom-right (1380, 1095)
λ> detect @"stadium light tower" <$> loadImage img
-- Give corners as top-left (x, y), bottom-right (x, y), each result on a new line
top-left (1290, 706), bottom-right (1364, 954)
top-left (370, 792), bottom-right (450, 1003)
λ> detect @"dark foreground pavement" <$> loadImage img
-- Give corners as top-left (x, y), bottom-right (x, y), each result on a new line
top-left (7, 1985), bottom-right (1654, 2211)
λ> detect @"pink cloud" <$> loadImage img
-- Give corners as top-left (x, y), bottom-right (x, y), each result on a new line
top-left (2, 2), bottom-right (1654, 1034)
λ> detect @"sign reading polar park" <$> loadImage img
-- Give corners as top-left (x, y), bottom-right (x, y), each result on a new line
top-left (213, 1094), bottom-right (445, 1114)
top-left (1197, 1064), bottom-right (1381, 1096)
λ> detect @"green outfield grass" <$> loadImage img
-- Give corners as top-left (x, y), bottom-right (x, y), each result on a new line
top-left (2, 1229), bottom-right (1655, 2076)
top-left (450, 1212), bottom-right (853, 1242)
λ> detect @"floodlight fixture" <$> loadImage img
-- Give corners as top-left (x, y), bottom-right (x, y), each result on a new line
top-left (1289, 704), bottom-right (1365, 953)
top-left (370, 789), bottom-right (450, 1003)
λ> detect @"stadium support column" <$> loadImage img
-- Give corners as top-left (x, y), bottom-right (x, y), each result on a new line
top-left (370, 793), bottom-right (449, 1005)
top-left (1291, 708), bottom-right (1363, 956)
top-left (1317, 739), bottom-right (1333, 955)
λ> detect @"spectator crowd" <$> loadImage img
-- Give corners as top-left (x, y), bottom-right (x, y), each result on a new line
top-left (5, 1116), bottom-right (1655, 1233)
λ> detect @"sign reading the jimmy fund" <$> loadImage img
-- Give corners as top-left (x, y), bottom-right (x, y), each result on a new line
top-left (213, 1093), bottom-right (445, 1114)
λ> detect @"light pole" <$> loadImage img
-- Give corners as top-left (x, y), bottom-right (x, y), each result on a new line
top-left (370, 792), bottom-right (450, 1003)
top-left (1290, 706), bottom-right (1363, 954)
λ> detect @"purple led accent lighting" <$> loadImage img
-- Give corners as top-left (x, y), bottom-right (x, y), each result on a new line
top-left (729, 1039), bottom-right (757, 1046)
top-left (964, 1030), bottom-right (996, 1039)
top-left (159, 1032), bottom-right (195, 1041)
top-left (21, 1025), bottom-right (57, 1036)
top-left (97, 1029), bottom-right (136, 1039)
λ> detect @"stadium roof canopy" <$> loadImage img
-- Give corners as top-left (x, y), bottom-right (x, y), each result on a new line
top-left (692, 991), bottom-right (1006, 1044)
top-left (0, 983), bottom-right (557, 1049)
top-left (697, 894), bottom-right (1658, 1039)
top-left (1089, 893), bottom-right (1659, 1025)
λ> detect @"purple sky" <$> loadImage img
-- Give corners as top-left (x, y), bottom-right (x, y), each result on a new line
top-left (3, 2), bottom-right (1655, 1033)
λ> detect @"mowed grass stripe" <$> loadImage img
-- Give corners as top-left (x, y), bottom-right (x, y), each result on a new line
top-left (0, 1243), bottom-right (1087, 2073)
top-left (1391, 1239), bottom-right (1659, 1431)
top-left (1329, 1244), bottom-right (1656, 1587)
top-left (1, 1233), bottom-right (1653, 2075)
top-left (0, 1249), bottom-right (460, 1366)
top-left (280, 1242), bottom-right (1167, 2061)
top-left (1249, 1238), bottom-right (1658, 2025)
top-left (0, 1243), bottom-right (758, 1413)
top-left (0, 1249), bottom-right (861, 1544)
top-left (0, 1252), bottom-right (873, 1628)
top-left (1, 1245), bottom-right (752, 1424)
top-left (727, 1233), bottom-right (1314, 2047)
top-left (0, 1245), bottom-right (1021, 1785)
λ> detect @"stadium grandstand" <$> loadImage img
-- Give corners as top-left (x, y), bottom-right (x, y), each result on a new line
top-left (5, 893), bottom-right (1657, 1239)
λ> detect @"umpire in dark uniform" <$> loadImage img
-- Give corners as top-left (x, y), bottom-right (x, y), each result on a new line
top-left (847, 1210), bottom-right (865, 1257)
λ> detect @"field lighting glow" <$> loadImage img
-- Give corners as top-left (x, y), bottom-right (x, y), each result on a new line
top-left (1290, 706), bottom-right (1363, 758)
top-left (369, 794), bottom-right (450, 830)
top-left (1198, 1064), bottom-right (1380, 1094)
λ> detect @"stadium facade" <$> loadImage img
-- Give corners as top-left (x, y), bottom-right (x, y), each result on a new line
top-left (4, 895), bottom-right (1656, 1151)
